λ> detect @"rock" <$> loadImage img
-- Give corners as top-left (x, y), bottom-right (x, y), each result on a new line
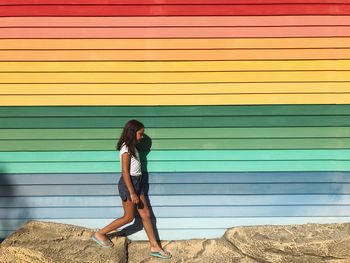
top-left (0, 220), bottom-right (127, 263)
top-left (224, 223), bottom-right (350, 263)
top-left (128, 223), bottom-right (350, 263)
top-left (127, 239), bottom-right (248, 263)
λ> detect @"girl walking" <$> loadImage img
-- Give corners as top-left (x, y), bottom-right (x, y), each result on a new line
top-left (91, 119), bottom-right (172, 259)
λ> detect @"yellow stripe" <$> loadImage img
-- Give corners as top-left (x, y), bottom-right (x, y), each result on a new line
top-left (1, 71), bottom-right (349, 83)
top-left (0, 49), bottom-right (349, 60)
top-left (1, 60), bottom-right (350, 71)
top-left (1, 94), bottom-right (350, 106)
top-left (0, 82), bottom-right (349, 94)
top-left (1, 38), bottom-right (349, 49)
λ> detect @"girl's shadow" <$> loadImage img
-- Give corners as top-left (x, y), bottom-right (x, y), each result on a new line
top-left (0, 167), bottom-right (30, 243)
top-left (110, 134), bottom-right (160, 241)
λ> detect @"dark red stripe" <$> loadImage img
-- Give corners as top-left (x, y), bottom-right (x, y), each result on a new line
top-left (0, 4), bottom-right (349, 16)
top-left (1, 0), bottom-right (350, 5)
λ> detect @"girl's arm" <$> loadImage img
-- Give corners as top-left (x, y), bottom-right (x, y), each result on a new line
top-left (121, 152), bottom-right (139, 204)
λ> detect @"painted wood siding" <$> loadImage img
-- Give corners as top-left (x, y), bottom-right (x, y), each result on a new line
top-left (0, 1), bottom-right (350, 240)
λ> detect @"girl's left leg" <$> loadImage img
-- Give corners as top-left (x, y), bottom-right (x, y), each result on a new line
top-left (94, 198), bottom-right (135, 244)
top-left (137, 193), bottom-right (171, 257)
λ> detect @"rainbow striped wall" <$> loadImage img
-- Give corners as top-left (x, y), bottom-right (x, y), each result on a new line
top-left (1, 1), bottom-right (350, 241)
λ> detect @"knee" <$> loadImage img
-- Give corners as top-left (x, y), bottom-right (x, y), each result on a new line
top-left (122, 214), bottom-right (134, 224)
top-left (140, 210), bottom-right (151, 220)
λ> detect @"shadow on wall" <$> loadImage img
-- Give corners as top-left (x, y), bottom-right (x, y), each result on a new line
top-left (119, 134), bottom-right (161, 241)
top-left (0, 166), bottom-right (30, 243)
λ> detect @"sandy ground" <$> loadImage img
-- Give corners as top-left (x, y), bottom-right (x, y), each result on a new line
top-left (1, 221), bottom-right (350, 263)
top-left (0, 221), bottom-right (126, 263)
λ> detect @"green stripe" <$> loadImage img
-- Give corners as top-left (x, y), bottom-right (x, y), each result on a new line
top-left (1, 138), bottom-right (350, 151)
top-left (3, 161), bottom-right (350, 173)
top-left (2, 105), bottom-right (350, 117)
top-left (1, 150), bottom-right (350, 162)
top-left (1, 127), bottom-right (350, 139)
top-left (1, 116), bottom-right (350, 128)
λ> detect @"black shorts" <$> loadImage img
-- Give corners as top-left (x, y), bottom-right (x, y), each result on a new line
top-left (118, 175), bottom-right (143, 201)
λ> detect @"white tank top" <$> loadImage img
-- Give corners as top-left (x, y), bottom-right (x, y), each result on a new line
top-left (119, 143), bottom-right (142, 176)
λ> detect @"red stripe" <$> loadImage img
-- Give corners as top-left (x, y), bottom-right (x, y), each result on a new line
top-left (2, 16), bottom-right (350, 27)
top-left (1, 1), bottom-right (350, 5)
top-left (0, 4), bottom-right (349, 16)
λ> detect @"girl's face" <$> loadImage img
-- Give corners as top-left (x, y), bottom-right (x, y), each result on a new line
top-left (136, 127), bottom-right (144, 143)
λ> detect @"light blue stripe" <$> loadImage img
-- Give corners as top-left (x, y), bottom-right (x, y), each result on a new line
top-left (1, 206), bottom-right (350, 219)
top-left (0, 183), bottom-right (349, 196)
top-left (1, 195), bottom-right (350, 208)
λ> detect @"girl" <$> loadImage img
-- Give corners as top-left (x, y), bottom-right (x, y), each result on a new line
top-left (91, 119), bottom-right (172, 259)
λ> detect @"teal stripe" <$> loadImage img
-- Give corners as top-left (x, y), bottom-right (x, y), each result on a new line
top-left (2, 138), bottom-right (350, 151)
top-left (1, 150), bottom-right (350, 162)
top-left (2, 171), bottom-right (350, 184)
top-left (2, 160), bottom-right (350, 173)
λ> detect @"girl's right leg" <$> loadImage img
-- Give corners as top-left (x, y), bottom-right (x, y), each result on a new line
top-left (94, 199), bottom-right (135, 243)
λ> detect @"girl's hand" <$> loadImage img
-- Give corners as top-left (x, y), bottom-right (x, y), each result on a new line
top-left (130, 193), bottom-right (139, 204)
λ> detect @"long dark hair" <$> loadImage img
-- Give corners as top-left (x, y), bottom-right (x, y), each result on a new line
top-left (116, 119), bottom-right (144, 158)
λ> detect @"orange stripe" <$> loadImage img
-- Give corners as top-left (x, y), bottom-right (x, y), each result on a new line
top-left (1, 38), bottom-right (350, 50)
top-left (1, 16), bottom-right (350, 27)
top-left (1, 49), bottom-right (349, 61)
top-left (0, 27), bottom-right (349, 38)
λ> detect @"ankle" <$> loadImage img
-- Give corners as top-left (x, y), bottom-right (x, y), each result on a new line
top-left (96, 230), bottom-right (105, 235)
top-left (150, 245), bottom-right (161, 251)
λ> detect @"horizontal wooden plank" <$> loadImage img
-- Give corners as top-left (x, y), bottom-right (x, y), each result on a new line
top-left (2, 127), bottom-right (350, 140)
top-left (1, 195), bottom-right (349, 208)
top-left (1, 49), bottom-right (350, 61)
top-left (1, 27), bottom-right (350, 38)
top-left (2, 94), bottom-right (350, 106)
top-left (3, 83), bottom-right (350, 95)
top-left (2, 149), bottom-right (350, 162)
top-left (1, 105), bottom-right (349, 117)
top-left (0, 183), bottom-right (349, 196)
top-left (2, 171), bottom-right (350, 185)
top-left (1, 205), bottom-right (350, 219)
top-left (1, 16), bottom-right (350, 28)
top-left (2, 1), bottom-right (350, 6)
top-left (2, 71), bottom-right (350, 84)
top-left (0, 4), bottom-right (349, 16)
top-left (1, 60), bottom-right (350, 71)
top-left (1, 149), bottom-right (348, 162)
top-left (2, 116), bottom-right (350, 128)
top-left (3, 160), bottom-right (350, 173)
top-left (2, 139), bottom-right (350, 152)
